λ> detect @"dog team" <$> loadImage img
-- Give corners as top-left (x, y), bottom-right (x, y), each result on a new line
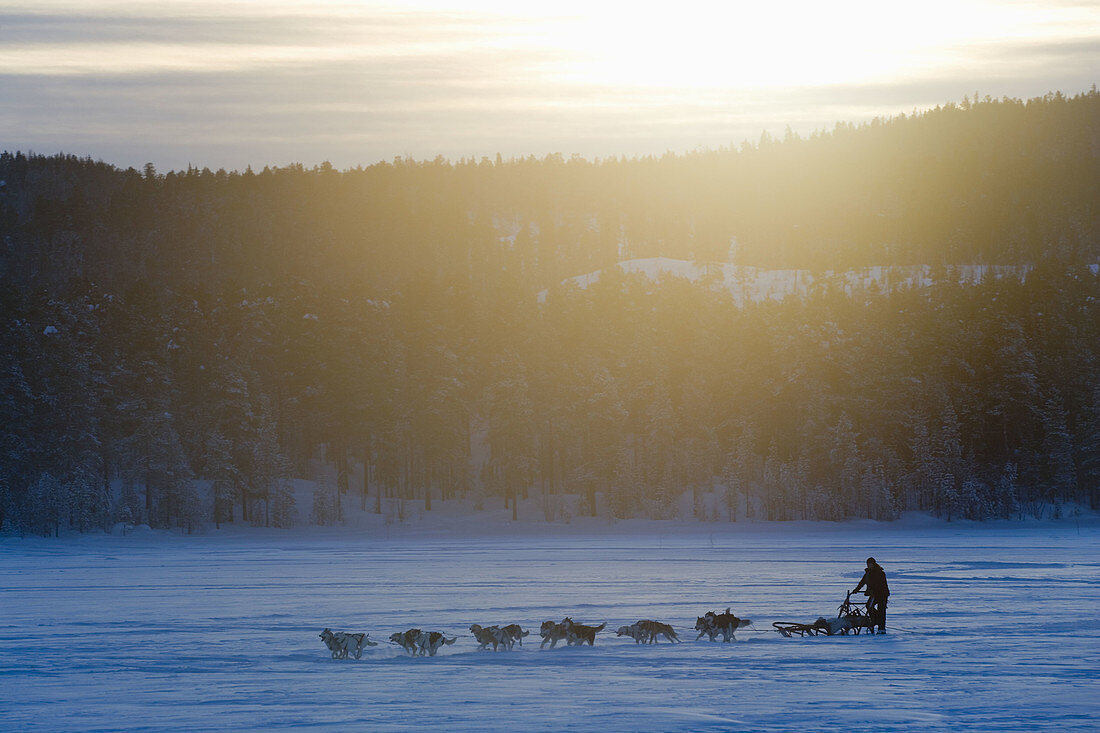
top-left (320, 608), bottom-right (751, 659)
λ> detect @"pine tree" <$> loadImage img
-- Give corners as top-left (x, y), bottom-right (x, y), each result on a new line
top-left (22, 473), bottom-right (66, 537)
top-left (1039, 392), bottom-right (1076, 506)
top-left (268, 480), bottom-right (297, 528)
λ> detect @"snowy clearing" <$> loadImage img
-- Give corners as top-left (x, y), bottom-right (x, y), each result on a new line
top-left (2, 520), bottom-right (1098, 732)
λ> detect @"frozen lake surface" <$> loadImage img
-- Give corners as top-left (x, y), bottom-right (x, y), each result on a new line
top-left (2, 520), bottom-right (1098, 731)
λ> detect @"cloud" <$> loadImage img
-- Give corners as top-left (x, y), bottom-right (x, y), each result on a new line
top-left (1, 2), bottom-right (1097, 170)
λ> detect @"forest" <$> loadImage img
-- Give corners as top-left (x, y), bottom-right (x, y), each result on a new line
top-left (1, 90), bottom-right (1098, 534)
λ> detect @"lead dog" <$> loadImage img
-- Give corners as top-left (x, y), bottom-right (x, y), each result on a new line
top-left (561, 617), bottom-right (605, 646)
top-left (694, 608), bottom-right (751, 642)
top-left (319, 628), bottom-right (376, 659)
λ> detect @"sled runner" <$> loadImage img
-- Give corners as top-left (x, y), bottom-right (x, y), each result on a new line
top-left (772, 590), bottom-right (877, 637)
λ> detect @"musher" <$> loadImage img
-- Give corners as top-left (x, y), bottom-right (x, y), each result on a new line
top-left (853, 557), bottom-right (889, 634)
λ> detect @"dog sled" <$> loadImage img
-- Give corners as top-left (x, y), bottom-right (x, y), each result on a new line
top-left (772, 590), bottom-right (876, 638)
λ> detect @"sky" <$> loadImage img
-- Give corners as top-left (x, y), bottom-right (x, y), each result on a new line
top-left (2, 0), bottom-right (1098, 172)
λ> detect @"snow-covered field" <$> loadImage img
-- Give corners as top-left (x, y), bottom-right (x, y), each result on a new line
top-left (2, 519), bottom-right (1098, 732)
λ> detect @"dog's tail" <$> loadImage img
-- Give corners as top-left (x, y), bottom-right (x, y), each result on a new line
top-left (595, 622), bottom-right (606, 632)
top-left (444, 636), bottom-right (457, 645)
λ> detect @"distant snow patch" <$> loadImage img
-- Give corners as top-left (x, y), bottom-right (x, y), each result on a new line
top-left (535, 258), bottom-right (1087, 304)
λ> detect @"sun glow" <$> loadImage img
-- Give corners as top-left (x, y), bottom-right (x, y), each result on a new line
top-left (362, 0), bottom-right (1100, 91)
top-left (527, 0), bottom-right (1097, 90)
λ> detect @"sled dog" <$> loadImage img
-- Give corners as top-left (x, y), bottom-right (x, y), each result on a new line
top-left (417, 630), bottom-right (457, 656)
top-left (616, 620), bottom-right (679, 644)
top-left (389, 629), bottom-right (423, 656)
top-left (539, 620), bottom-right (568, 649)
top-left (694, 608), bottom-right (751, 642)
top-left (616, 624), bottom-right (643, 642)
top-left (501, 624), bottom-right (529, 649)
top-left (639, 619), bottom-right (680, 644)
top-left (561, 617), bottom-right (606, 646)
top-left (319, 628), bottom-right (375, 659)
top-left (643, 620), bottom-right (680, 643)
top-left (470, 623), bottom-right (507, 651)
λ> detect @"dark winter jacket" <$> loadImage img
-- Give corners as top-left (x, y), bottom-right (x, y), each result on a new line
top-left (855, 564), bottom-right (890, 599)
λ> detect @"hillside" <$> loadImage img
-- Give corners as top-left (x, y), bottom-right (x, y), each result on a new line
top-left (2, 91), bottom-right (1099, 534)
